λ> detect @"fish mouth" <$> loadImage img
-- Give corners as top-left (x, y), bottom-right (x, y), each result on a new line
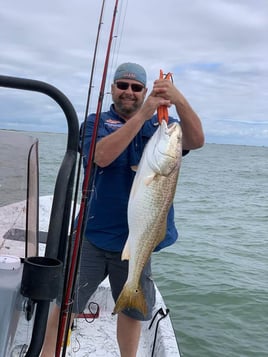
top-left (166, 122), bottom-right (179, 135)
top-left (156, 121), bottom-right (180, 158)
top-left (145, 120), bottom-right (182, 176)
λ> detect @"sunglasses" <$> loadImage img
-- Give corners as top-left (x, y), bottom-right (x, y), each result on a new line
top-left (115, 81), bottom-right (144, 92)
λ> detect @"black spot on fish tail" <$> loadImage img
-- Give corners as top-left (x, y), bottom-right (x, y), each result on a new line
top-left (112, 283), bottom-right (147, 317)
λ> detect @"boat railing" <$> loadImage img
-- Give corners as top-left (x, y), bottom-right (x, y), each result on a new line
top-left (0, 75), bottom-right (79, 357)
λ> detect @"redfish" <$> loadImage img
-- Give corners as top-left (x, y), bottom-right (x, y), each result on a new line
top-left (113, 120), bottom-right (182, 316)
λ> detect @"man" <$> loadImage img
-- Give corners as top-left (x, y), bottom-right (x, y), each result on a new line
top-left (41, 62), bottom-right (204, 357)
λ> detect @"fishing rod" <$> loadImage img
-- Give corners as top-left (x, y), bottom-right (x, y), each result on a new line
top-left (55, 0), bottom-right (120, 355)
top-left (58, 1), bottom-right (106, 355)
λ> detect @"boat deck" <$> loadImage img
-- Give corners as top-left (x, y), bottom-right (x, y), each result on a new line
top-left (0, 197), bottom-right (180, 356)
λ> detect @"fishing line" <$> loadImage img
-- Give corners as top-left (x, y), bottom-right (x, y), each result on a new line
top-left (103, 0), bottom-right (128, 110)
top-left (56, 1), bottom-right (121, 355)
top-left (112, 0), bottom-right (129, 66)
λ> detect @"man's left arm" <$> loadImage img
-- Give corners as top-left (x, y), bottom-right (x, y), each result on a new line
top-left (153, 79), bottom-right (205, 150)
top-left (173, 91), bottom-right (204, 150)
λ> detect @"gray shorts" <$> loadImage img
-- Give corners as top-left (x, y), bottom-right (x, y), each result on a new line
top-left (60, 238), bottom-right (155, 321)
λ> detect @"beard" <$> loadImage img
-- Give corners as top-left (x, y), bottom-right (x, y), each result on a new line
top-left (113, 94), bottom-right (142, 118)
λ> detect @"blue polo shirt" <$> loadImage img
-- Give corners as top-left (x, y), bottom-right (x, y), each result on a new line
top-left (80, 105), bottom-right (186, 252)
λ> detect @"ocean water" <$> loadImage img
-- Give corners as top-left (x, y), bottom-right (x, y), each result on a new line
top-left (37, 132), bottom-right (268, 356)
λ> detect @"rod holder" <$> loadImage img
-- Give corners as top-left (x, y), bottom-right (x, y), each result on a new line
top-left (21, 256), bottom-right (62, 300)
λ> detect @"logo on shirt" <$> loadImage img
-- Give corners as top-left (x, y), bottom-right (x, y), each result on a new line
top-left (106, 119), bottom-right (121, 124)
top-left (105, 118), bottom-right (123, 129)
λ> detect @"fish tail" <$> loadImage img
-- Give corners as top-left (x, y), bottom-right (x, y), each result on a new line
top-left (112, 282), bottom-right (147, 317)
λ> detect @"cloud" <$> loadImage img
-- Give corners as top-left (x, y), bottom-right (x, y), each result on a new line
top-left (0, 0), bottom-right (267, 146)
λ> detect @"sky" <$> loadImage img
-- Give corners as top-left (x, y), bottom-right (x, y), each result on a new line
top-left (0, 0), bottom-right (267, 146)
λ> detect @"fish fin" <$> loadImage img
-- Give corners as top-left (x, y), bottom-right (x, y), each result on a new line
top-left (144, 173), bottom-right (156, 186)
top-left (112, 282), bottom-right (147, 317)
top-left (121, 239), bottom-right (130, 261)
top-left (130, 165), bottom-right (138, 172)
